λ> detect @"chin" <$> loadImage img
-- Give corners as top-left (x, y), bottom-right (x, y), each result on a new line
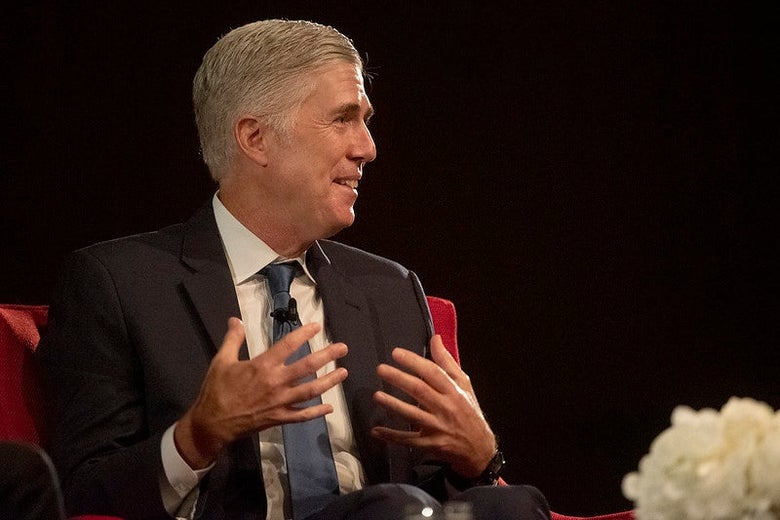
top-left (321, 216), bottom-right (355, 239)
top-left (314, 204), bottom-right (355, 236)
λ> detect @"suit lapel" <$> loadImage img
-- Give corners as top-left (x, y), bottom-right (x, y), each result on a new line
top-left (179, 202), bottom-right (264, 518)
top-left (307, 242), bottom-right (379, 373)
top-left (307, 242), bottom-right (404, 484)
top-left (179, 202), bottom-right (246, 359)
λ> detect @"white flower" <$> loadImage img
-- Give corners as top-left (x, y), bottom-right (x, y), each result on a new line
top-left (622, 397), bottom-right (780, 520)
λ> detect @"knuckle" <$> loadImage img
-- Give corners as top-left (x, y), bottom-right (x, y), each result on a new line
top-left (302, 384), bottom-right (319, 401)
top-left (301, 356), bottom-right (320, 374)
top-left (410, 379), bottom-right (426, 399)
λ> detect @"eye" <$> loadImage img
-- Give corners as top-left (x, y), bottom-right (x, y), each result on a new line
top-left (333, 112), bottom-right (352, 125)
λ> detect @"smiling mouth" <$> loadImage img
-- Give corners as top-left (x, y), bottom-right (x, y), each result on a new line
top-left (336, 179), bottom-right (359, 189)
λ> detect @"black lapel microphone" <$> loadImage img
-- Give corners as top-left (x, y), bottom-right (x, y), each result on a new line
top-left (269, 297), bottom-right (299, 323)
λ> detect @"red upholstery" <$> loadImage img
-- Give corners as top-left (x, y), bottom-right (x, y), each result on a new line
top-left (0, 304), bottom-right (122, 520)
top-left (426, 295), bottom-right (460, 364)
top-left (2, 301), bottom-right (633, 520)
top-left (0, 304), bottom-right (47, 443)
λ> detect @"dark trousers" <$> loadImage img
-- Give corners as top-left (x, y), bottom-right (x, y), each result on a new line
top-left (0, 442), bottom-right (66, 520)
top-left (308, 483), bottom-right (550, 520)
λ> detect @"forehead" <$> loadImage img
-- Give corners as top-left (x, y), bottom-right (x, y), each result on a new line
top-left (302, 61), bottom-right (371, 109)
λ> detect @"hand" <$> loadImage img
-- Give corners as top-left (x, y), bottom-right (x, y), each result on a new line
top-left (174, 317), bottom-right (348, 468)
top-left (371, 334), bottom-right (496, 478)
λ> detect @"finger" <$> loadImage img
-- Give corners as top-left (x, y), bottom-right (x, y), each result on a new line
top-left (272, 402), bottom-right (336, 426)
top-left (265, 323), bottom-right (322, 363)
top-left (370, 426), bottom-right (422, 443)
top-left (429, 335), bottom-right (460, 377)
top-left (373, 390), bottom-right (439, 429)
top-left (215, 317), bottom-right (246, 362)
top-left (378, 360), bottom-right (480, 424)
top-left (287, 366), bottom-right (349, 405)
top-left (285, 342), bottom-right (348, 381)
top-left (429, 335), bottom-right (473, 392)
top-left (389, 348), bottom-right (459, 395)
top-left (376, 362), bottom-right (443, 411)
top-left (370, 427), bottom-right (443, 450)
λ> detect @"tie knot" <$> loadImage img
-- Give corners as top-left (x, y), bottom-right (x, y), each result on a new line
top-left (261, 261), bottom-right (300, 298)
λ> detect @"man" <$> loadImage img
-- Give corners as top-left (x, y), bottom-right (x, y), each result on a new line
top-left (37, 19), bottom-right (550, 520)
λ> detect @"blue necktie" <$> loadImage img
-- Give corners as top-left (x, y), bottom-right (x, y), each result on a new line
top-left (261, 262), bottom-right (340, 520)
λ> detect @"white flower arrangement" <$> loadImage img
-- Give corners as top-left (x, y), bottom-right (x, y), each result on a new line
top-left (623, 397), bottom-right (780, 520)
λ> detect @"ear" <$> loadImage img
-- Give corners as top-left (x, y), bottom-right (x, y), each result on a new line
top-left (235, 115), bottom-right (269, 166)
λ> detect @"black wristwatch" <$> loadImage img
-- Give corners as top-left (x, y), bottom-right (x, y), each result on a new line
top-left (445, 449), bottom-right (506, 489)
top-left (474, 450), bottom-right (505, 486)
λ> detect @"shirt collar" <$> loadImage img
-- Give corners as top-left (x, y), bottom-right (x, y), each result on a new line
top-left (212, 192), bottom-right (316, 285)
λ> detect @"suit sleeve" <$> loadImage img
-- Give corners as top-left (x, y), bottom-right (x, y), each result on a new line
top-left (36, 249), bottom-right (172, 519)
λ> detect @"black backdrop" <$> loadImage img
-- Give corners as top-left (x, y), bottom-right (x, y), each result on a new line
top-left (5, 2), bottom-right (779, 515)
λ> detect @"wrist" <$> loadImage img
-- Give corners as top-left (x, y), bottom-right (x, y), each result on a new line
top-left (474, 449), bottom-right (505, 485)
top-left (174, 414), bottom-right (222, 469)
top-left (447, 449), bottom-right (505, 489)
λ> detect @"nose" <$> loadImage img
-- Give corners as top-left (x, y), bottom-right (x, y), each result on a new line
top-left (349, 121), bottom-right (377, 164)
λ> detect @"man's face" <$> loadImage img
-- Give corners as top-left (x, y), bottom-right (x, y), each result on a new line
top-left (264, 61), bottom-right (376, 242)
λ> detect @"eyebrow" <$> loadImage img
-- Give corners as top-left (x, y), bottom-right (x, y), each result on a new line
top-left (334, 102), bottom-right (375, 121)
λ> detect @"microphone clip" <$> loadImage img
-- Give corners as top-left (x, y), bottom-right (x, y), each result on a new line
top-left (269, 298), bottom-right (299, 323)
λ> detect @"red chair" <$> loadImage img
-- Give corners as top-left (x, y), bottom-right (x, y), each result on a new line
top-left (0, 304), bottom-right (47, 444)
top-left (2, 301), bottom-right (634, 520)
top-left (0, 303), bottom-right (121, 520)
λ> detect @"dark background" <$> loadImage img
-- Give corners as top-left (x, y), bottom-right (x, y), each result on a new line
top-left (5, 1), bottom-right (779, 515)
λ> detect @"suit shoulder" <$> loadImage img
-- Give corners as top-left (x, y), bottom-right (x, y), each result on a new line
top-left (315, 239), bottom-right (411, 277)
top-left (68, 222), bottom-right (186, 268)
top-left (69, 201), bottom-right (216, 267)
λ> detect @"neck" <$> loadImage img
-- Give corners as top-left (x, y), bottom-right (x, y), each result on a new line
top-left (217, 187), bottom-right (312, 259)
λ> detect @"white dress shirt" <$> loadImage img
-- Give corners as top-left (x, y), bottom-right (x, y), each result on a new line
top-left (160, 194), bottom-right (365, 519)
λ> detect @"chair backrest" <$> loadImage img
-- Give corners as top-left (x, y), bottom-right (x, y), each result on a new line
top-left (425, 295), bottom-right (460, 364)
top-left (0, 304), bottom-right (48, 443)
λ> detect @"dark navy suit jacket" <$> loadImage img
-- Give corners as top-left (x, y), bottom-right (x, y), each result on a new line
top-left (38, 201), bottom-right (445, 519)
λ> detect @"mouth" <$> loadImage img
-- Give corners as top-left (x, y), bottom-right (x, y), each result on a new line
top-left (335, 179), bottom-right (359, 190)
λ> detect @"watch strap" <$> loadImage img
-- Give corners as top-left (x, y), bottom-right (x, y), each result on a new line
top-left (445, 450), bottom-right (505, 489)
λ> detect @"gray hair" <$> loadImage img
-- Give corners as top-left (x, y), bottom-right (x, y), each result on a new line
top-left (193, 19), bottom-right (364, 181)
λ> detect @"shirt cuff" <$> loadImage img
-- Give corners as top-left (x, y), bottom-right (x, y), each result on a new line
top-left (160, 423), bottom-right (214, 515)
